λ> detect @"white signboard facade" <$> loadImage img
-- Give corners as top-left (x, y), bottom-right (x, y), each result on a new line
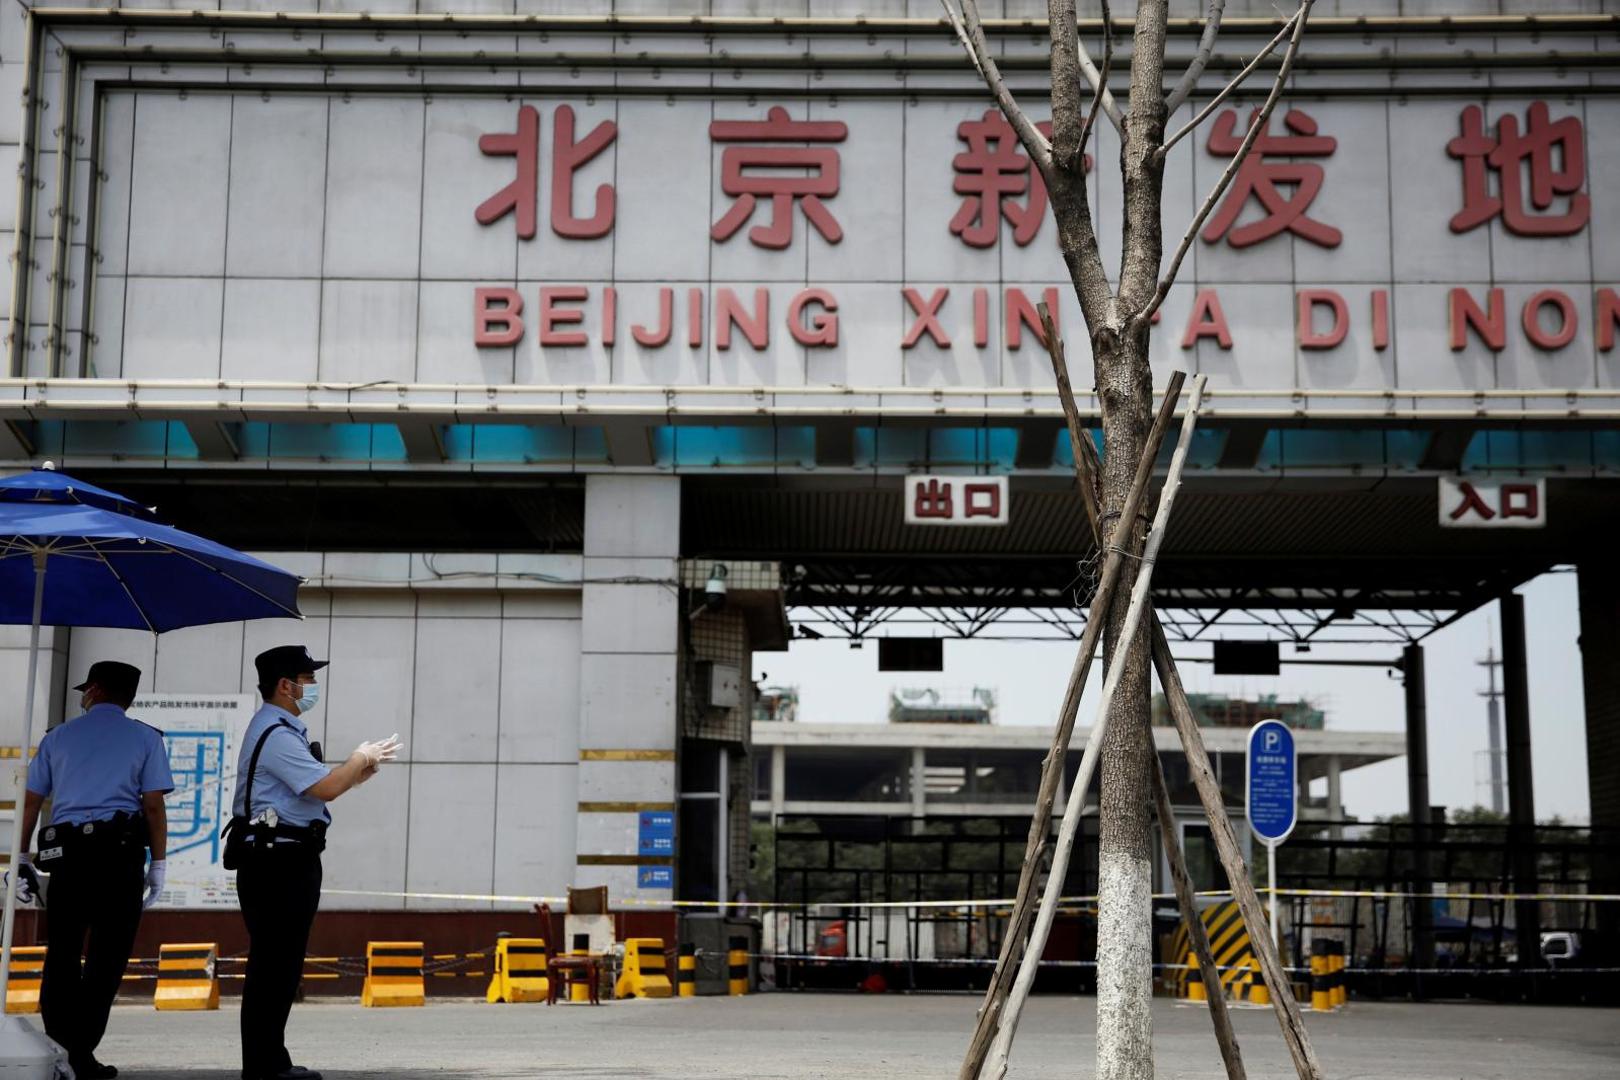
top-left (133, 693), bottom-right (256, 908)
top-left (65, 91), bottom-right (1619, 395)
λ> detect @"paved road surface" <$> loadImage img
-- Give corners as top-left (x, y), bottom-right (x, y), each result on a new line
top-left (87, 995), bottom-right (1619, 1079)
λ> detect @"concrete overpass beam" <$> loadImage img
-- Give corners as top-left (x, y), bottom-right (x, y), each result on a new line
top-left (1216, 425), bottom-right (1269, 470)
top-left (814, 419), bottom-right (856, 468)
top-left (602, 419), bottom-right (656, 467)
top-left (1012, 420), bottom-right (1060, 470)
top-left (185, 420), bottom-right (241, 461)
top-left (395, 420), bottom-right (446, 464)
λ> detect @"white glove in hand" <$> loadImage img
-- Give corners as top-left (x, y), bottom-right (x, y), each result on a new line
top-left (354, 733), bottom-right (403, 768)
top-left (6, 855), bottom-right (38, 906)
top-left (142, 860), bottom-right (166, 910)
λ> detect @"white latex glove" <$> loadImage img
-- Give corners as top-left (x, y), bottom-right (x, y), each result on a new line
top-left (6, 854), bottom-right (38, 906)
top-left (354, 734), bottom-right (403, 768)
top-left (142, 860), bottom-right (166, 910)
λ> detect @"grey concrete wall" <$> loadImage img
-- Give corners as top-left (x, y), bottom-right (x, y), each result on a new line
top-left (36, 552), bottom-right (585, 911)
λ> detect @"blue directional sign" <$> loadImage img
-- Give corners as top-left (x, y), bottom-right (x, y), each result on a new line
top-left (638, 811), bottom-right (675, 857)
top-left (1246, 719), bottom-right (1298, 846)
top-left (637, 866), bottom-right (674, 890)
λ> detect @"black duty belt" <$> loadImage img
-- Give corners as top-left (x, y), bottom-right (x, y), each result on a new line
top-left (242, 819), bottom-right (329, 851)
top-left (35, 813), bottom-right (147, 868)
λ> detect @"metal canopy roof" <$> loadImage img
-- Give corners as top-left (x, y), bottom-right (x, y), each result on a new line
top-left (682, 476), bottom-right (1588, 644)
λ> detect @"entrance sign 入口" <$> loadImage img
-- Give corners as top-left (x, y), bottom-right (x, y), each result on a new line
top-left (904, 476), bottom-right (1009, 527)
top-left (1438, 477), bottom-right (1547, 528)
top-left (1247, 719), bottom-right (1297, 951)
top-left (134, 694), bottom-right (257, 908)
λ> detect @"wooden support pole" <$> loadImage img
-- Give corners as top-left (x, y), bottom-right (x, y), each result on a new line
top-left (957, 366), bottom-right (1186, 1080)
top-left (1034, 302), bottom-right (1324, 1080)
top-left (1046, 303), bottom-right (1245, 1080)
top-left (985, 372), bottom-right (1208, 1077)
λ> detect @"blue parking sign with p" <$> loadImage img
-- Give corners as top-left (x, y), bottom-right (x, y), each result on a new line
top-left (1246, 719), bottom-right (1297, 845)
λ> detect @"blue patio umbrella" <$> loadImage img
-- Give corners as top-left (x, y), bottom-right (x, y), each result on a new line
top-left (0, 465), bottom-right (302, 1072)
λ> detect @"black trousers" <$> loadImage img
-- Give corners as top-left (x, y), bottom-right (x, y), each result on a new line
top-left (237, 844), bottom-right (322, 1077)
top-left (40, 841), bottom-right (146, 1063)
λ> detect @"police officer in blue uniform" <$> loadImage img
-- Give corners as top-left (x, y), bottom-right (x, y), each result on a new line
top-left (16, 660), bottom-right (173, 1080)
top-left (231, 645), bottom-right (400, 1080)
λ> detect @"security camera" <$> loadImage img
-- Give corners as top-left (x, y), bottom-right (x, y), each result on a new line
top-left (703, 563), bottom-right (729, 611)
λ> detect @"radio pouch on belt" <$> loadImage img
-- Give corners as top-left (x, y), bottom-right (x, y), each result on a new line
top-left (222, 719), bottom-right (293, 871)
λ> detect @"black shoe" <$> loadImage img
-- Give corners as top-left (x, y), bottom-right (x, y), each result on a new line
top-left (70, 1059), bottom-right (117, 1080)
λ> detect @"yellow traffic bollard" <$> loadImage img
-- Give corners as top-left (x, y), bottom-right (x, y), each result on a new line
top-left (615, 938), bottom-right (673, 999)
top-left (1310, 942), bottom-right (1331, 1012)
top-left (677, 943), bottom-right (696, 998)
top-left (362, 942), bottom-right (425, 1007)
top-left (486, 937), bottom-right (549, 1003)
top-left (4, 947), bottom-right (44, 1014)
top-left (569, 934), bottom-right (592, 1004)
top-left (727, 936), bottom-right (749, 996)
top-left (154, 943), bottom-right (220, 1011)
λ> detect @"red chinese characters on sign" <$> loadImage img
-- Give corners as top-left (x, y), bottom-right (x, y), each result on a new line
top-left (913, 478), bottom-right (953, 520)
top-left (710, 106), bottom-right (848, 250)
top-left (904, 476), bottom-right (1009, 527)
top-left (475, 104), bottom-right (618, 240)
top-left (1438, 477), bottom-right (1545, 529)
top-left (949, 112), bottom-right (1088, 249)
top-left (1447, 103), bottom-right (1590, 238)
top-left (1202, 109), bottom-right (1342, 249)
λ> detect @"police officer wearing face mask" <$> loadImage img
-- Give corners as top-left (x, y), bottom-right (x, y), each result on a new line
top-left (13, 661), bottom-right (174, 1080)
top-left (231, 646), bottom-right (401, 1080)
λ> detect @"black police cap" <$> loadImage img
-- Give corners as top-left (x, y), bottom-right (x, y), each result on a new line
top-left (254, 645), bottom-right (329, 687)
top-left (73, 660), bottom-right (141, 700)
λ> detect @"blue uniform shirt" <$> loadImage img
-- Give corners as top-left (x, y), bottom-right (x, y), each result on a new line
top-left (26, 703), bottom-right (175, 825)
top-left (231, 703), bottom-right (331, 828)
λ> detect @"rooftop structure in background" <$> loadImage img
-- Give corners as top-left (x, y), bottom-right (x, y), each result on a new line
top-left (1152, 693), bottom-right (1325, 731)
top-left (754, 686), bottom-right (799, 725)
top-left (888, 688), bottom-right (996, 725)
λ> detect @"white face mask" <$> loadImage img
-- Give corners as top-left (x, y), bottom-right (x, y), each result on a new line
top-left (292, 679), bottom-right (321, 716)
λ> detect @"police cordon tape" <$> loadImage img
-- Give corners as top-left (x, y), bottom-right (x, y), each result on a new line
top-left (104, 950), bottom-right (1620, 986)
top-left (308, 886), bottom-right (1620, 908)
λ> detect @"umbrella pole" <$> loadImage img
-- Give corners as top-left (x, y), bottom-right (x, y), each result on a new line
top-left (0, 551), bottom-right (46, 991)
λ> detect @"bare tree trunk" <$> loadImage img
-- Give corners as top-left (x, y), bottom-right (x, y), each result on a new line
top-left (940, 1), bottom-right (1319, 1076)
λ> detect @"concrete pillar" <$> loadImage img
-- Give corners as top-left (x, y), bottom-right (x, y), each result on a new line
top-left (770, 744), bottom-right (786, 820)
top-left (911, 746), bottom-right (926, 818)
top-left (1577, 564), bottom-right (1620, 966)
top-left (574, 475), bottom-right (681, 903)
top-left (1326, 755), bottom-right (1343, 840)
top-left (1500, 592), bottom-right (1540, 960)
top-left (1403, 644), bottom-right (1434, 979)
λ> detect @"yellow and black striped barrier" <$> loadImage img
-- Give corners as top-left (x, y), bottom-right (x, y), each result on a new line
top-left (154, 943), bottom-right (220, 1011)
top-left (727, 936), bottom-right (749, 996)
top-left (361, 941), bottom-right (425, 1007)
top-left (615, 938), bottom-right (673, 1000)
top-left (677, 943), bottom-right (696, 998)
top-left (486, 937), bottom-right (548, 1003)
top-left (4, 946), bottom-right (44, 1014)
top-left (1311, 941), bottom-right (1332, 1011)
top-left (1168, 900), bottom-right (1257, 1003)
